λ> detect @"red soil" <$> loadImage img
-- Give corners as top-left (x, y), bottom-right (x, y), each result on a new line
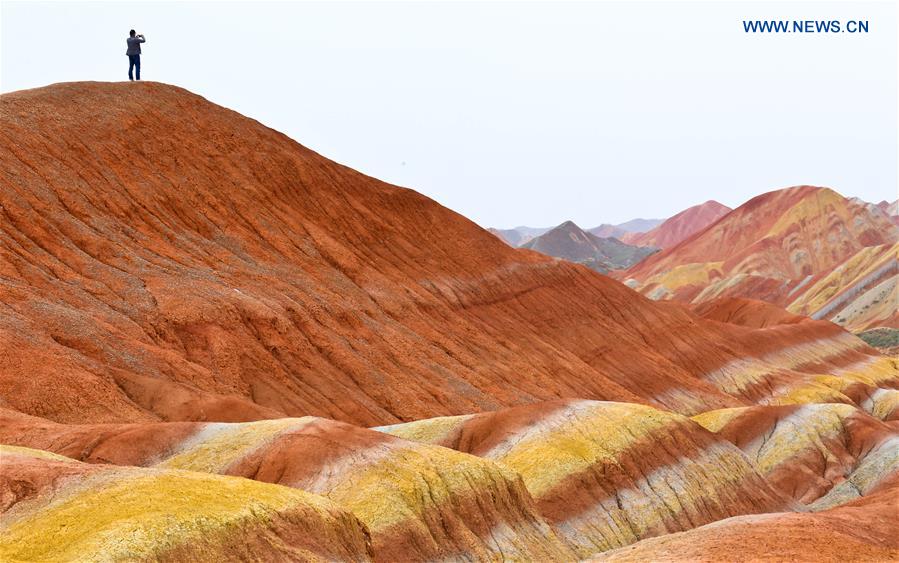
top-left (693, 297), bottom-right (809, 329)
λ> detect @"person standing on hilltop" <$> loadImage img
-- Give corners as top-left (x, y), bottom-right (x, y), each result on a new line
top-left (126, 30), bottom-right (146, 81)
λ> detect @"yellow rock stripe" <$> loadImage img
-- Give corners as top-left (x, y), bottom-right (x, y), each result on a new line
top-left (766, 356), bottom-right (899, 407)
top-left (863, 388), bottom-right (899, 421)
top-left (484, 402), bottom-right (677, 498)
top-left (752, 404), bottom-right (859, 475)
top-left (787, 243), bottom-right (898, 318)
top-left (644, 262), bottom-right (724, 294)
top-left (557, 442), bottom-right (763, 555)
top-left (374, 414), bottom-right (472, 446)
top-left (323, 442), bottom-right (519, 533)
top-left (0, 444), bottom-right (74, 463)
top-left (0, 459), bottom-right (345, 562)
top-left (764, 375), bottom-right (855, 406)
top-left (691, 407), bottom-right (748, 433)
top-left (158, 417), bottom-right (313, 473)
top-left (767, 188), bottom-right (851, 238)
top-left (701, 333), bottom-right (879, 402)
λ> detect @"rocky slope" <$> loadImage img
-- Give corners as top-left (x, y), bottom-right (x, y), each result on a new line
top-left (622, 200), bottom-right (731, 249)
top-left (787, 241), bottom-right (898, 332)
top-left (520, 221), bottom-right (658, 273)
top-left (693, 404), bottom-right (898, 504)
top-left (625, 186), bottom-right (898, 332)
top-left (594, 481), bottom-right (899, 562)
top-left (0, 445), bottom-right (373, 561)
top-left (877, 199), bottom-right (898, 225)
top-left (378, 399), bottom-right (794, 557)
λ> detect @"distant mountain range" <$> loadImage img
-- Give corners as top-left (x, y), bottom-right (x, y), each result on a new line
top-left (488, 226), bottom-right (551, 247)
top-left (491, 217), bottom-right (661, 247)
top-left (520, 221), bottom-right (658, 273)
top-left (491, 192), bottom-right (896, 331)
top-left (588, 218), bottom-right (663, 239)
top-left (488, 202), bottom-right (733, 272)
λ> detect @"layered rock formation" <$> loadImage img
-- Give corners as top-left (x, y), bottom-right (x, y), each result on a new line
top-left (877, 199), bottom-right (898, 225)
top-left (693, 297), bottom-right (809, 329)
top-left (594, 482), bottom-right (899, 562)
top-left (0, 445), bottom-right (373, 561)
top-left (0, 410), bottom-right (571, 561)
top-left (594, 472), bottom-right (899, 563)
top-left (378, 400), bottom-right (793, 557)
top-left (624, 186), bottom-right (899, 332)
top-left (2, 82), bottom-right (898, 561)
top-left (693, 404), bottom-right (898, 504)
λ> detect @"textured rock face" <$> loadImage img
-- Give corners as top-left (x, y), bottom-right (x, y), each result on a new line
top-left (377, 400), bottom-right (793, 557)
top-left (622, 200), bottom-right (731, 249)
top-left (592, 483), bottom-right (899, 563)
top-left (693, 404), bottom-right (899, 505)
top-left (0, 81), bottom-right (870, 428)
top-left (787, 241), bottom-right (898, 331)
top-left (0, 445), bottom-right (373, 562)
top-left (624, 186), bottom-right (899, 331)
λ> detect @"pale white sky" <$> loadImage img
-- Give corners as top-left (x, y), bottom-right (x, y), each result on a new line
top-left (1, 1), bottom-right (896, 228)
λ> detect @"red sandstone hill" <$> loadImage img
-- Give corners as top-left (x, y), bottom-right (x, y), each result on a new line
top-left (622, 200), bottom-right (731, 249)
top-left (0, 83), bottom-right (887, 430)
top-left (625, 186), bottom-right (898, 331)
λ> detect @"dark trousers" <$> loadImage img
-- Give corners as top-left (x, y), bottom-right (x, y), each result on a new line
top-left (128, 55), bottom-right (141, 81)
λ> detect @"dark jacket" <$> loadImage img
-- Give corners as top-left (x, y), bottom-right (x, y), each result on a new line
top-left (126, 35), bottom-right (145, 56)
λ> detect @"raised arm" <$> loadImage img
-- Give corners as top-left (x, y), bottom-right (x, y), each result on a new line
top-left (138, 35), bottom-right (146, 43)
